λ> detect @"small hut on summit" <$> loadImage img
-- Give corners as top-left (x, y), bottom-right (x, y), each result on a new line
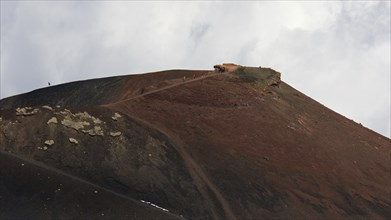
top-left (213, 63), bottom-right (241, 73)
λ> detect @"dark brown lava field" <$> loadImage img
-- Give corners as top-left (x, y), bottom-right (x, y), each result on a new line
top-left (0, 65), bottom-right (390, 220)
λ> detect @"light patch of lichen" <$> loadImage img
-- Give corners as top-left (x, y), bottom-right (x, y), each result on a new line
top-left (82, 126), bottom-right (104, 136)
top-left (61, 118), bottom-right (90, 131)
top-left (41, 105), bottom-right (54, 111)
top-left (47, 117), bottom-right (58, 125)
top-left (112, 113), bottom-right (122, 121)
top-left (75, 112), bottom-right (103, 124)
top-left (44, 140), bottom-right (54, 146)
top-left (69, 137), bottom-right (79, 145)
top-left (58, 109), bottom-right (104, 135)
top-left (16, 107), bottom-right (39, 116)
top-left (110, 131), bottom-right (122, 137)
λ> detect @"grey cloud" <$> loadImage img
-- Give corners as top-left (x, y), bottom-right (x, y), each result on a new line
top-left (190, 23), bottom-right (210, 48)
top-left (0, 2), bottom-right (389, 137)
top-left (0, 1), bottom-right (18, 33)
top-left (258, 2), bottom-right (390, 137)
top-left (336, 2), bottom-right (390, 47)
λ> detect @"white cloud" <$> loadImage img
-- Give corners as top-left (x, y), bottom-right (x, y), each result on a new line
top-left (1, 1), bottom-right (390, 137)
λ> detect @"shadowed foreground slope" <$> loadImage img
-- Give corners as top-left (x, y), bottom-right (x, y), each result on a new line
top-left (0, 66), bottom-right (390, 220)
top-left (0, 150), bottom-right (182, 220)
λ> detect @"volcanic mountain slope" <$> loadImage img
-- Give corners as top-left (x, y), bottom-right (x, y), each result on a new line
top-left (0, 66), bottom-right (390, 220)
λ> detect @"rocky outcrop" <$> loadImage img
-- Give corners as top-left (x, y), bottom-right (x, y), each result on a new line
top-left (267, 71), bottom-right (281, 87)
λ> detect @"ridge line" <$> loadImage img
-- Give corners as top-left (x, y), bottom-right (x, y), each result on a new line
top-left (105, 71), bottom-right (219, 106)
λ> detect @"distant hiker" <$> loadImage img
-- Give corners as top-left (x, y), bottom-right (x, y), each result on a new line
top-left (48, 82), bottom-right (51, 86)
top-left (183, 76), bottom-right (186, 82)
top-left (193, 74), bottom-right (195, 79)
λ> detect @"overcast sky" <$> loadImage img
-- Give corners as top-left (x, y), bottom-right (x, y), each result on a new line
top-left (1, 1), bottom-right (390, 137)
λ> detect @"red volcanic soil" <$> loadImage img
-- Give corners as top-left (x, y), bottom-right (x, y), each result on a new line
top-left (0, 66), bottom-right (390, 220)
